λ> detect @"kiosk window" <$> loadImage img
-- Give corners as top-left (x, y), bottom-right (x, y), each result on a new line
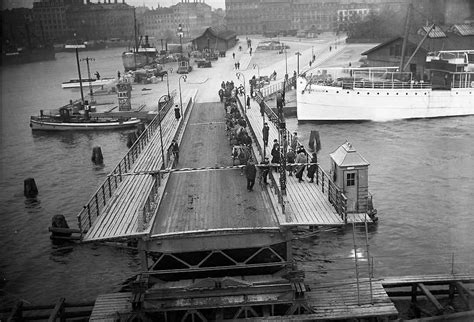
top-left (346, 173), bottom-right (355, 186)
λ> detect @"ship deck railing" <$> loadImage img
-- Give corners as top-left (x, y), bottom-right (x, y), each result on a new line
top-left (76, 98), bottom-right (175, 235)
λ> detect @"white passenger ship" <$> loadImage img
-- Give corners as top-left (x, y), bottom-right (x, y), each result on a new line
top-left (296, 50), bottom-right (474, 121)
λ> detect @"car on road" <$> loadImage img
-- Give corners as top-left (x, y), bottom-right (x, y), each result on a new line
top-left (196, 59), bottom-right (212, 68)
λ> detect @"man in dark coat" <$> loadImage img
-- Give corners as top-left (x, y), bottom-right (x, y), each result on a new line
top-left (170, 140), bottom-right (180, 164)
top-left (271, 140), bottom-right (280, 172)
top-left (246, 96), bottom-right (251, 109)
top-left (262, 123), bottom-right (270, 147)
top-left (259, 100), bottom-right (265, 117)
top-left (260, 157), bottom-right (270, 185)
top-left (286, 148), bottom-right (296, 176)
top-left (307, 152), bottom-right (318, 183)
top-left (244, 159), bottom-right (257, 191)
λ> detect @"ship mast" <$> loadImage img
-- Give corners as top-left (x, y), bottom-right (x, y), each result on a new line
top-left (133, 8), bottom-right (138, 70)
top-left (399, 0), bottom-right (412, 72)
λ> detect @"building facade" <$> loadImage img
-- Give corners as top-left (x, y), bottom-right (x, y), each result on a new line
top-left (142, 0), bottom-right (213, 44)
top-left (32, 0), bottom-right (133, 43)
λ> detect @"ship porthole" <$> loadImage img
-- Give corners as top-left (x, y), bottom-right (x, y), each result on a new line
top-left (406, 93), bottom-right (408, 95)
top-left (357, 92), bottom-right (360, 94)
top-left (377, 93), bottom-right (379, 95)
top-left (336, 91), bottom-right (339, 93)
top-left (347, 91), bottom-right (349, 94)
top-left (367, 92), bottom-right (369, 95)
top-left (387, 93), bottom-right (389, 95)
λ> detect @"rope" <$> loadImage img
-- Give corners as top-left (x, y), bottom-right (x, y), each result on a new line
top-left (107, 162), bottom-right (319, 176)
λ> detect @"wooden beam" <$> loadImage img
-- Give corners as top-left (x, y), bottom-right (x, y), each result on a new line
top-left (48, 297), bottom-right (65, 322)
top-left (455, 281), bottom-right (473, 309)
top-left (417, 283), bottom-right (444, 312)
top-left (7, 301), bottom-right (23, 322)
top-left (410, 309), bottom-right (474, 321)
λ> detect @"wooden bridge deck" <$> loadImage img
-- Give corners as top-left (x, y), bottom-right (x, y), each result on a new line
top-left (82, 91), bottom-right (195, 242)
top-left (245, 98), bottom-right (345, 226)
top-left (151, 102), bottom-right (279, 237)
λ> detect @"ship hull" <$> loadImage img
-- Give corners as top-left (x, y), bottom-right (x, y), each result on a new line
top-left (122, 52), bottom-right (157, 71)
top-left (61, 78), bottom-right (114, 89)
top-left (297, 78), bottom-right (474, 121)
top-left (30, 117), bottom-right (141, 131)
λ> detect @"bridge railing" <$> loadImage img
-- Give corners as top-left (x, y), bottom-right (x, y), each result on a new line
top-left (259, 76), bottom-right (296, 98)
top-left (248, 93), bottom-right (347, 220)
top-left (138, 96), bottom-right (193, 232)
top-left (76, 98), bottom-right (174, 236)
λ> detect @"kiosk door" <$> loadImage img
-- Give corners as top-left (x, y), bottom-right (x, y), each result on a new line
top-left (343, 170), bottom-right (358, 212)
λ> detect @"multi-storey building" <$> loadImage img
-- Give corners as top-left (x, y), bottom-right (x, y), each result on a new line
top-left (143, 0), bottom-right (212, 43)
top-left (32, 0), bottom-right (134, 43)
top-left (224, 0), bottom-right (261, 34)
top-left (67, 1), bottom-right (134, 42)
top-left (32, 0), bottom-right (82, 42)
top-left (225, 0), bottom-right (412, 35)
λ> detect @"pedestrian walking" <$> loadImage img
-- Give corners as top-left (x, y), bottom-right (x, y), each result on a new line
top-left (260, 157), bottom-right (270, 185)
top-left (117, 70), bottom-right (121, 79)
top-left (259, 100), bottom-right (265, 117)
top-left (170, 140), bottom-right (180, 164)
top-left (307, 152), bottom-right (318, 183)
top-left (249, 47), bottom-right (252, 56)
top-left (262, 123), bottom-right (269, 147)
top-left (295, 148), bottom-right (306, 182)
top-left (221, 81), bottom-right (225, 89)
top-left (290, 132), bottom-right (298, 151)
top-left (271, 140), bottom-right (280, 172)
top-left (233, 52), bottom-right (235, 59)
top-left (244, 159), bottom-right (257, 192)
top-left (286, 148), bottom-right (296, 176)
top-left (219, 88), bottom-right (224, 102)
top-left (246, 96), bottom-right (250, 109)
top-left (174, 104), bottom-right (181, 120)
top-left (237, 62), bottom-right (240, 69)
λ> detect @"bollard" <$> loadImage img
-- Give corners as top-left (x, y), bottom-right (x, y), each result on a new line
top-left (91, 146), bottom-right (104, 165)
top-left (24, 178), bottom-right (38, 198)
top-left (127, 132), bottom-right (138, 148)
top-left (136, 123), bottom-right (145, 136)
top-left (50, 214), bottom-right (71, 237)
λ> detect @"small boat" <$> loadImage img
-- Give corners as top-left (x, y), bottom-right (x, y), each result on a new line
top-left (30, 106), bottom-right (141, 131)
top-left (297, 50), bottom-right (474, 121)
top-left (61, 77), bottom-right (115, 89)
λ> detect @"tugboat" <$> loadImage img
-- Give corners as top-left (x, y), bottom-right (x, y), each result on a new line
top-left (29, 102), bottom-right (141, 131)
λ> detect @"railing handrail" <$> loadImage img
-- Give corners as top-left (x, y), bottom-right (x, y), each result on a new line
top-left (76, 98), bottom-right (174, 235)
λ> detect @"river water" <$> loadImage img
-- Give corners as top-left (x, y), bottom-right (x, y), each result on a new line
top-left (1, 47), bottom-right (473, 306)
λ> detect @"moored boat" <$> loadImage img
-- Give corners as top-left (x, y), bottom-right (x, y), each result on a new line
top-left (30, 106), bottom-right (141, 131)
top-left (297, 50), bottom-right (474, 122)
top-left (61, 77), bottom-right (115, 89)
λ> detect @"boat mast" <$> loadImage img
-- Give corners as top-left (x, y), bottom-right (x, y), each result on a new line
top-left (133, 8), bottom-right (138, 70)
top-left (81, 56), bottom-right (95, 101)
top-left (399, 0), bottom-right (412, 72)
top-left (68, 33), bottom-right (85, 105)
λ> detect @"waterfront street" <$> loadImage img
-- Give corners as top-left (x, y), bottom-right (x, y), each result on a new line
top-left (1, 33), bottom-right (474, 307)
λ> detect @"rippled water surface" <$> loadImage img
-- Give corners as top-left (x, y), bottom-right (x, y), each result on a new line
top-left (1, 48), bottom-right (473, 305)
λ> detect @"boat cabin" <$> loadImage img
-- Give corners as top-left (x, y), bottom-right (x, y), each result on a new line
top-left (330, 142), bottom-right (370, 213)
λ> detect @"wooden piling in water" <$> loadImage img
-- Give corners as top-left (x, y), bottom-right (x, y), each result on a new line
top-left (24, 177), bottom-right (38, 198)
top-left (127, 132), bottom-right (138, 148)
top-left (91, 146), bottom-right (104, 165)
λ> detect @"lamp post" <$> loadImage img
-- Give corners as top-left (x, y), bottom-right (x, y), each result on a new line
top-left (157, 95), bottom-right (168, 169)
top-left (163, 71), bottom-right (170, 99)
top-left (177, 23), bottom-right (183, 54)
top-left (178, 74), bottom-right (187, 117)
top-left (253, 64), bottom-right (260, 78)
top-left (284, 43), bottom-right (288, 77)
top-left (295, 52), bottom-right (301, 76)
top-left (236, 72), bottom-right (246, 114)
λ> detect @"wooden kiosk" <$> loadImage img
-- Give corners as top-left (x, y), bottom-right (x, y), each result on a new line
top-left (330, 141), bottom-right (372, 215)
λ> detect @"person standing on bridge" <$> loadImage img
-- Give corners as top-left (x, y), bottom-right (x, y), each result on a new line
top-left (246, 96), bottom-right (251, 109)
top-left (307, 152), bottom-right (318, 183)
top-left (170, 140), bottom-right (180, 164)
top-left (244, 159), bottom-right (257, 192)
top-left (262, 123), bottom-right (269, 147)
top-left (260, 100), bottom-right (265, 117)
top-left (295, 148), bottom-right (306, 183)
